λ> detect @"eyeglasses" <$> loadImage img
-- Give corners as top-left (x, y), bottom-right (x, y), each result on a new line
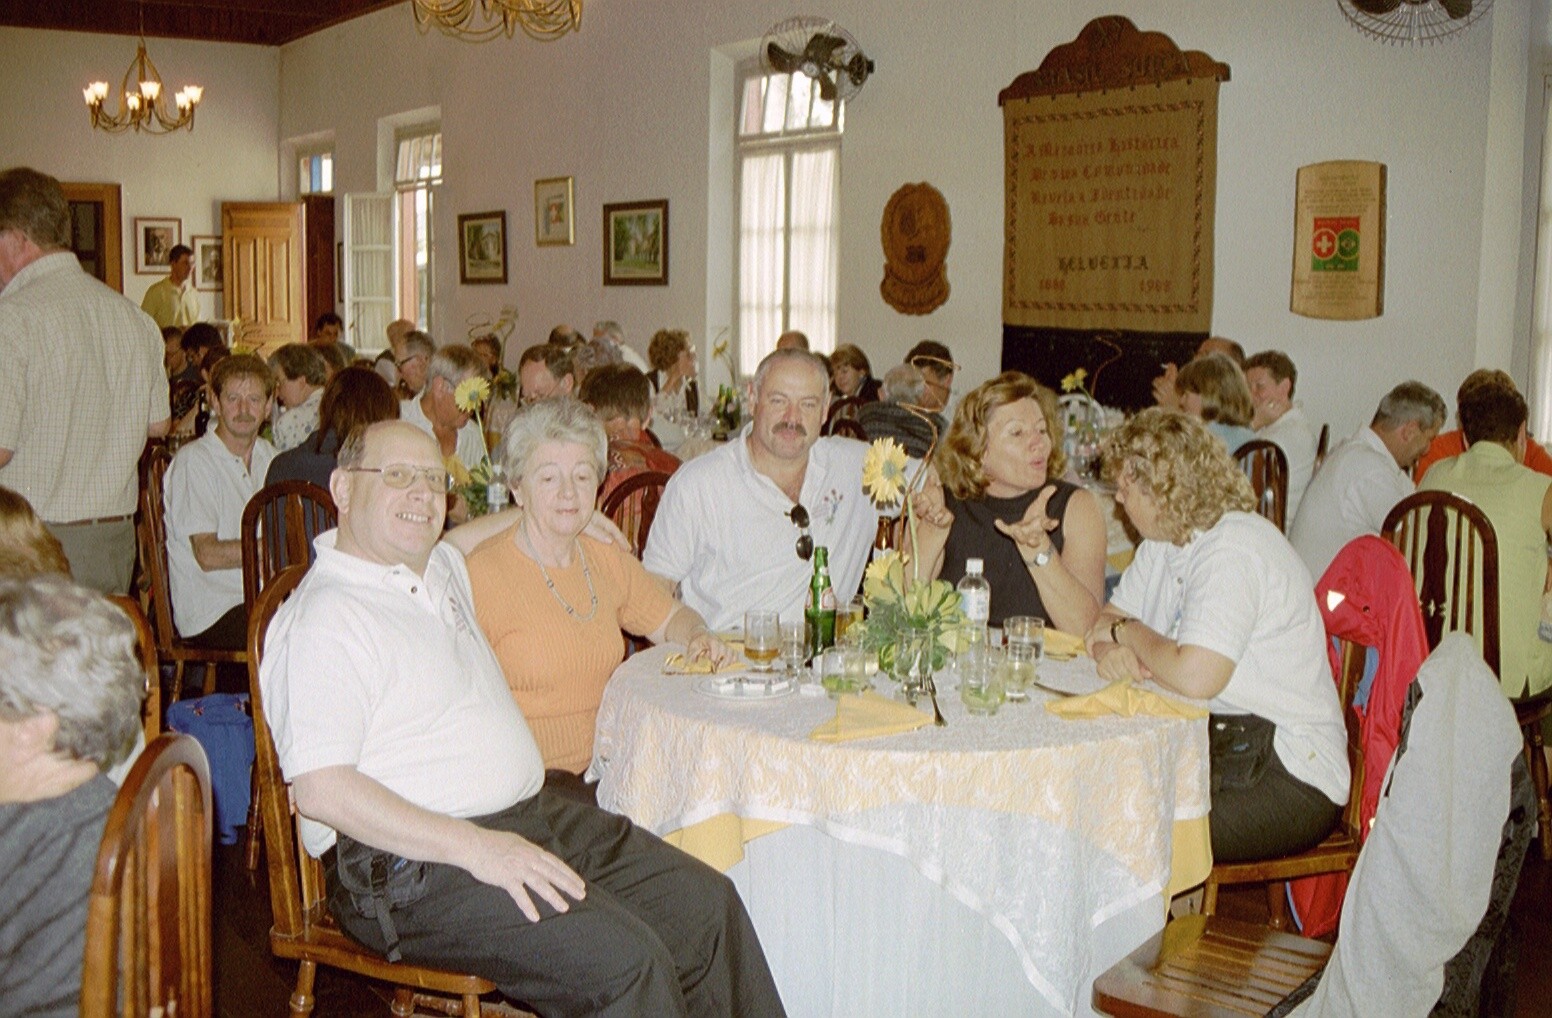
top-left (345, 464), bottom-right (454, 493)
top-left (395, 354), bottom-right (424, 369)
top-left (788, 503), bottom-right (813, 561)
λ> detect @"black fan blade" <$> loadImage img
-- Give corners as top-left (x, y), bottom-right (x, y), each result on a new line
top-left (844, 53), bottom-right (874, 87)
top-left (817, 72), bottom-right (837, 103)
top-left (803, 33), bottom-right (848, 66)
top-left (1350, 0), bottom-right (1403, 13)
top-left (766, 42), bottom-right (804, 74)
top-left (1437, 0), bottom-right (1471, 17)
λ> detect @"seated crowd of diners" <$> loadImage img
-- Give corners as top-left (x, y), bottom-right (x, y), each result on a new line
top-left (5, 171), bottom-right (1551, 1017)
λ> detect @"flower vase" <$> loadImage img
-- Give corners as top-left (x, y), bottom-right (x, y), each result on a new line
top-left (890, 627), bottom-right (932, 706)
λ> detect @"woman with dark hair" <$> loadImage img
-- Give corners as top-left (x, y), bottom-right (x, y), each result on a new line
top-left (1176, 352), bottom-right (1257, 453)
top-left (829, 344), bottom-right (881, 403)
top-left (913, 371), bottom-right (1106, 633)
top-left (265, 366), bottom-right (400, 488)
top-left (646, 328), bottom-right (697, 451)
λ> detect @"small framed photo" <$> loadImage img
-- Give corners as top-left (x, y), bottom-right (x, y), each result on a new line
top-left (191, 235), bottom-right (222, 291)
top-left (534, 176), bottom-right (574, 247)
top-left (603, 199), bottom-right (668, 286)
top-left (134, 217), bottom-right (181, 274)
top-left (458, 210), bottom-right (508, 285)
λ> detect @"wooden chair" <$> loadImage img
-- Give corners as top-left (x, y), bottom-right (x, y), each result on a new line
top-left (1314, 423), bottom-right (1330, 472)
top-left (1093, 914), bottom-right (1330, 1018)
top-left (599, 470), bottom-right (670, 559)
top-left (1382, 491), bottom-right (1552, 860)
top-left (247, 566), bottom-right (496, 1017)
top-left (137, 445), bottom-right (246, 699)
top-left (824, 394), bottom-right (865, 434)
top-left (829, 417), bottom-right (868, 441)
top-left (80, 732), bottom-right (214, 1018)
top-left (240, 480), bottom-right (336, 611)
top-left (106, 593), bottom-right (161, 743)
top-left (1201, 639), bottom-right (1367, 927)
top-left (1232, 439), bottom-right (1289, 532)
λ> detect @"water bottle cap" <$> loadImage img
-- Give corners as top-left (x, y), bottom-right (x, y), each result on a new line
top-left (966, 558), bottom-right (984, 574)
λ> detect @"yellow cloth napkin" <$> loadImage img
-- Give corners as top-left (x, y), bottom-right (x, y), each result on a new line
top-left (810, 690), bottom-right (932, 743)
top-left (662, 652), bottom-right (741, 675)
top-left (1044, 628), bottom-right (1087, 660)
top-left (1044, 679), bottom-right (1207, 720)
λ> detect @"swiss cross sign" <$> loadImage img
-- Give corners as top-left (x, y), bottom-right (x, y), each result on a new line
top-left (1312, 216), bottom-right (1359, 273)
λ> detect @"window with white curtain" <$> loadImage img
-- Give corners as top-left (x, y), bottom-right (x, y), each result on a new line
top-left (394, 127), bottom-right (442, 331)
top-left (1532, 76), bottom-right (1552, 440)
top-left (735, 64), bottom-right (842, 375)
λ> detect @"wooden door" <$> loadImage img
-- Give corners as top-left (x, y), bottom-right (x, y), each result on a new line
top-left (60, 182), bottom-right (122, 292)
top-left (302, 194), bottom-right (335, 331)
top-left (222, 202), bottom-right (305, 355)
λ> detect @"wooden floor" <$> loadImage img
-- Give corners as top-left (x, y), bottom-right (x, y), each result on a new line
top-left (213, 836), bottom-right (1552, 1016)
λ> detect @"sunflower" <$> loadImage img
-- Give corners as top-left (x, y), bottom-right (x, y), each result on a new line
top-left (453, 376), bottom-right (491, 413)
top-left (861, 438), bottom-right (909, 507)
top-left (1061, 367), bottom-right (1088, 393)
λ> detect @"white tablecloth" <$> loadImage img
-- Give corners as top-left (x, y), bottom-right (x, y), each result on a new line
top-left (591, 646), bottom-right (1210, 1015)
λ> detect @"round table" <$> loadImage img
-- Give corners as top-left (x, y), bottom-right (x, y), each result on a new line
top-left (591, 646), bottom-right (1210, 1016)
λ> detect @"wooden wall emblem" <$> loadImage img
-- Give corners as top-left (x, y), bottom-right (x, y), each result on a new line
top-left (880, 182), bottom-right (950, 315)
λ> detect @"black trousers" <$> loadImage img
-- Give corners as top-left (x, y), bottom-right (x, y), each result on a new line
top-left (1210, 722), bottom-right (1343, 864)
top-left (327, 789), bottom-right (785, 1018)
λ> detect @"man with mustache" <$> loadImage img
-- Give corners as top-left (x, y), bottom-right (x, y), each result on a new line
top-left (164, 353), bottom-right (276, 653)
top-left (644, 348), bottom-right (891, 631)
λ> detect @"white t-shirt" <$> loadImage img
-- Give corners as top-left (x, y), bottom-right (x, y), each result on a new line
top-left (644, 428), bottom-right (883, 632)
top-left (399, 394), bottom-right (488, 471)
top-left (1111, 512), bottom-right (1349, 805)
top-left (1288, 426), bottom-right (1413, 580)
top-left (259, 534), bottom-right (544, 857)
top-left (163, 429), bottom-right (276, 635)
top-left (1258, 403), bottom-right (1318, 524)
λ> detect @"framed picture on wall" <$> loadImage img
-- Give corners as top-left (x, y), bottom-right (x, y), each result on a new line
top-left (191, 235), bottom-right (222, 292)
top-left (458, 210), bottom-right (508, 285)
top-left (534, 176), bottom-right (574, 247)
top-left (602, 199), bottom-right (668, 286)
top-left (133, 216), bottom-right (181, 274)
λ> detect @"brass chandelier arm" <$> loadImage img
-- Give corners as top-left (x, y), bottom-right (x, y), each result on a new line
top-left (84, 41), bottom-right (202, 135)
top-left (411, 0), bottom-right (583, 41)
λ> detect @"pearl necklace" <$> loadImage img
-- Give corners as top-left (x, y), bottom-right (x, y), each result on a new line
top-left (520, 525), bottom-right (598, 622)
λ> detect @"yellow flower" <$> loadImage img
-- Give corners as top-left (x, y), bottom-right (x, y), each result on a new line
top-left (446, 455), bottom-right (472, 487)
top-left (454, 376), bottom-right (491, 413)
top-left (861, 438), bottom-right (909, 506)
top-left (863, 551), bottom-right (904, 605)
top-left (712, 338), bottom-right (729, 358)
top-left (1061, 368), bottom-right (1087, 393)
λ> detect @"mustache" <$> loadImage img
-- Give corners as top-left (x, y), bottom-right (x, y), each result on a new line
top-left (773, 422), bottom-right (807, 437)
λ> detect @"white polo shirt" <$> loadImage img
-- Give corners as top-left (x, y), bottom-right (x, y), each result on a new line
top-left (1289, 426), bottom-right (1413, 579)
top-left (163, 429), bottom-right (276, 635)
top-left (260, 534), bottom-right (544, 857)
top-left (1258, 403), bottom-right (1318, 524)
top-left (644, 427), bottom-right (883, 632)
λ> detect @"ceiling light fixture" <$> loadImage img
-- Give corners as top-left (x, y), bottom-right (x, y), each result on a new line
top-left (83, 35), bottom-right (203, 134)
top-left (411, 0), bottom-right (583, 42)
top-left (1337, 0), bottom-right (1493, 46)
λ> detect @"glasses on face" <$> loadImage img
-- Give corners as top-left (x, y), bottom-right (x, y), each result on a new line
top-left (345, 464), bottom-right (454, 493)
top-left (788, 503), bottom-right (814, 561)
top-left (395, 354), bottom-right (424, 369)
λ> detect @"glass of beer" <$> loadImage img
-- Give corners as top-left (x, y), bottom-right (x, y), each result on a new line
top-left (835, 597), bottom-right (865, 641)
top-left (743, 610), bottom-right (780, 673)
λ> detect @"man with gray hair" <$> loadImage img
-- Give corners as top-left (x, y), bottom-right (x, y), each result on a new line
top-left (0, 167), bottom-right (170, 594)
top-left (1290, 380), bottom-right (1446, 577)
top-left (856, 362), bottom-right (943, 459)
top-left (394, 329), bottom-right (435, 399)
top-left (0, 573), bottom-right (147, 1016)
top-left (399, 342), bottom-right (490, 480)
top-left (592, 319), bottom-right (649, 373)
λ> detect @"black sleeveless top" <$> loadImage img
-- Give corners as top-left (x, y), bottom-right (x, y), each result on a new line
top-left (941, 480), bottom-right (1080, 628)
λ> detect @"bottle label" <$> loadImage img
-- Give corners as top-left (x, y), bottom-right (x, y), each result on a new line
top-left (820, 586), bottom-right (837, 611)
top-left (962, 589), bottom-right (990, 624)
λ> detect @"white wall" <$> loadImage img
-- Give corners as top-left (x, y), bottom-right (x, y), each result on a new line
top-left (0, 28), bottom-right (280, 319)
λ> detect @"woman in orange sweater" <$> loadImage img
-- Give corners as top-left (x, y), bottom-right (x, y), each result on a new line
top-left (466, 398), bottom-right (731, 776)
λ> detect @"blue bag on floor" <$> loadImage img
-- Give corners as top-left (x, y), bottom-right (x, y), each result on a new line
top-left (165, 693), bottom-right (254, 845)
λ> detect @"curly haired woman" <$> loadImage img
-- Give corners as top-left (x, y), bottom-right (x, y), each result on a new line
top-left (1085, 408), bottom-right (1348, 863)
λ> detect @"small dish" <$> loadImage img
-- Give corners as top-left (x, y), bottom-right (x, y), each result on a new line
top-left (694, 674), bottom-right (798, 701)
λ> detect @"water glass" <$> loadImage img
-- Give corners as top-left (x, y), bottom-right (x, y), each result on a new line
top-left (743, 610), bottom-right (780, 673)
top-left (778, 619), bottom-right (807, 678)
top-left (891, 627), bottom-right (932, 705)
top-left (1002, 616), bottom-right (1044, 702)
top-left (960, 645), bottom-right (1006, 716)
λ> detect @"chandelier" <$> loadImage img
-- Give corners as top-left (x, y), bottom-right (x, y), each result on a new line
top-left (1337, 0), bottom-right (1493, 45)
top-left (83, 39), bottom-right (203, 134)
top-left (411, 0), bottom-right (583, 41)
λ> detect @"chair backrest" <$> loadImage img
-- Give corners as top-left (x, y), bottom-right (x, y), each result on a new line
top-left (1381, 490), bottom-right (1500, 676)
top-left (824, 395), bottom-right (864, 434)
top-left (1315, 422), bottom-right (1331, 472)
top-left (599, 470), bottom-right (671, 559)
top-left (136, 444), bottom-right (180, 656)
top-left (830, 417), bottom-right (868, 441)
top-left (246, 565), bottom-right (324, 937)
top-left (80, 732), bottom-right (213, 1018)
top-left (1233, 439), bottom-right (1289, 532)
top-left (241, 481), bottom-right (337, 610)
top-left (105, 594), bottom-right (161, 741)
top-left (1332, 638), bottom-right (1368, 843)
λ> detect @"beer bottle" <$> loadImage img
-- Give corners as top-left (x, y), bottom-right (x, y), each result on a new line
top-left (805, 545), bottom-right (837, 656)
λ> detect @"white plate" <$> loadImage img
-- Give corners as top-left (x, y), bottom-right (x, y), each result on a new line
top-left (694, 674), bottom-right (798, 701)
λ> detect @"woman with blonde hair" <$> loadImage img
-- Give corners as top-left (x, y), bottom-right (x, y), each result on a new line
top-left (0, 486), bottom-right (71, 578)
top-left (1086, 408), bottom-right (1348, 863)
top-left (1176, 352), bottom-right (1257, 453)
top-left (913, 371), bottom-right (1106, 633)
top-left (646, 328), bottom-right (697, 451)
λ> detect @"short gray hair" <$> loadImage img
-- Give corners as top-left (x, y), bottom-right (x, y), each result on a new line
top-left (0, 574), bottom-right (144, 769)
top-left (402, 331), bottom-right (436, 360)
top-left (882, 363), bottom-right (926, 404)
top-left (428, 343), bottom-right (488, 388)
top-left (753, 347), bottom-right (830, 399)
top-left (594, 320), bottom-right (623, 342)
top-left (498, 396), bottom-right (608, 486)
top-left (1372, 381), bottom-right (1446, 431)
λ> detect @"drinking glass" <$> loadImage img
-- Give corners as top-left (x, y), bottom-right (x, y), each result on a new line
top-left (778, 619), bottom-right (807, 679)
top-left (743, 610), bottom-right (780, 673)
top-left (1002, 616), bottom-right (1044, 702)
top-left (960, 645), bottom-right (1006, 716)
top-left (835, 597), bottom-right (866, 641)
top-left (891, 627), bottom-right (932, 705)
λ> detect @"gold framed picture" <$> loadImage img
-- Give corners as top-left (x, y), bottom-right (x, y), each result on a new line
top-left (534, 176), bottom-right (574, 247)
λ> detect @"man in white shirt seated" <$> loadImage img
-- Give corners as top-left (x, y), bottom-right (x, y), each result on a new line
top-left (398, 342), bottom-right (489, 475)
top-left (268, 343), bottom-right (328, 452)
top-left (1289, 381), bottom-right (1445, 579)
top-left (260, 420), bottom-right (784, 1016)
top-left (592, 319), bottom-right (649, 373)
top-left (1244, 350), bottom-right (1318, 523)
top-left (164, 353), bottom-right (277, 650)
top-left (644, 348), bottom-right (889, 632)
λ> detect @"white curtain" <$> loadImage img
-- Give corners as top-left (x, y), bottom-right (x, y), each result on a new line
top-left (1533, 77), bottom-right (1552, 440)
top-left (788, 148), bottom-right (840, 355)
top-left (739, 153), bottom-right (785, 377)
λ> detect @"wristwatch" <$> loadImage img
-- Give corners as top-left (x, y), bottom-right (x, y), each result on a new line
top-left (1026, 548), bottom-right (1052, 568)
top-left (1110, 617), bottom-right (1132, 644)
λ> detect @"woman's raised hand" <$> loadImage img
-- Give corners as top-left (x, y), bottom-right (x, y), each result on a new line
top-left (912, 467), bottom-right (954, 529)
top-left (994, 484), bottom-right (1059, 557)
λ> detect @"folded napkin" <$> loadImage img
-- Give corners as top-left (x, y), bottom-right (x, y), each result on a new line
top-left (1044, 628), bottom-right (1087, 660)
top-left (663, 651), bottom-right (742, 675)
top-left (810, 690), bottom-right (931, 743)
top-left (1045, 680), bottom-right (1207, 720)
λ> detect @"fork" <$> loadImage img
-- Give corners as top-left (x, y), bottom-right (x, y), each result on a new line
top-left (924, 676), bottom-right (947, 726)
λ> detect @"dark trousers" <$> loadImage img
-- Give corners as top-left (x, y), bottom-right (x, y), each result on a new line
top-left (1211, 731), bottom-right (1343, 864)
top-left (327, 789), bottom-right (785, 1018)
top-left (186, 603), bottom-right (248, 651)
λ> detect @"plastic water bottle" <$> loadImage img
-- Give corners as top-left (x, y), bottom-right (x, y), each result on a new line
top-left (958, 558), bottom-right (991, 629)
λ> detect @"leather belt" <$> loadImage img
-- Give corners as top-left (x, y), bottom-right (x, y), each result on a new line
top-left (49, 513), bottom-right (135, 528)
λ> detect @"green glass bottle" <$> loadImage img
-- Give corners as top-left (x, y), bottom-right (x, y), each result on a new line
top-left (805, 545), bottom-right (837, 658)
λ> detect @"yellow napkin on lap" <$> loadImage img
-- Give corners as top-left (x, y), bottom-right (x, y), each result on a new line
top-left (810, 691), bottom-right (931, 743)
top-left (1044, 628), bottom-right (1087, 660)
top-left (1045, 680), bottom-right (1207, 720)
